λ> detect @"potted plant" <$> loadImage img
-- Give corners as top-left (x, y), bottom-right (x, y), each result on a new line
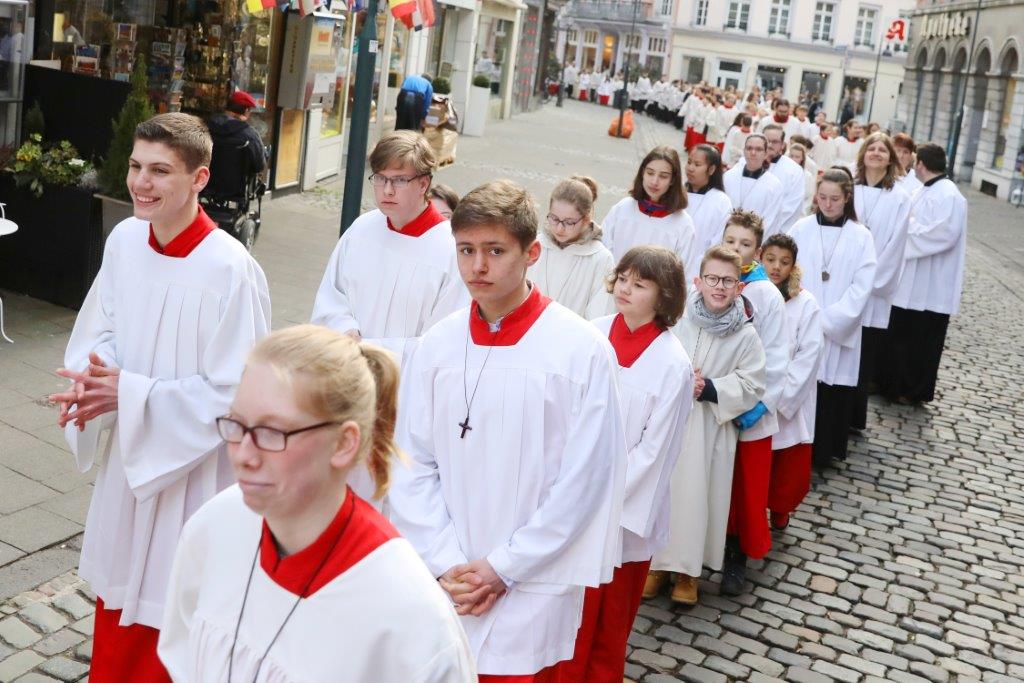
top-left (463, 73), bottom-right (491, 137)
top-left (431, 76), bottom-right (451, 95)
top-left (97, 58), bottom-right (154, 240)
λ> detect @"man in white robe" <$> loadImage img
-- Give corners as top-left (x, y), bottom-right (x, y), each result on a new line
top-left (389, 180), bottom-right (626, 680)
top-left (764, 124), bottom-right (809, 233)
top-left (723, 134), bottom-right (784, 236)
top-left (50, 113), bottom-right (271, 679)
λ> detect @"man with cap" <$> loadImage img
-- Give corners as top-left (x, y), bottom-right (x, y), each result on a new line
top-left (207, 90), bottom-right (267, 174)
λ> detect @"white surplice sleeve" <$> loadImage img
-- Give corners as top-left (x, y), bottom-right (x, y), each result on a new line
top-left (158, 510), bottom-right (204, 682)
top-left (752, 288), bottom-right (789, 413)
top-left (903, 189), bottom-right (966, 260)
top-left (389, 346), bottom-right (469, 578)
top-left (117, 271), bottom-right (271, 501)
top-left (873, 190), bottom-right (911, 301)
top-left (676, 212), bottom-right (698, 277)
top-left (486, 344), bottom-right (626, 587)
top-left (584, 253), bottom-right (616, 320)
top-left (821, 231), bottom-right (877, 348)
top-left (311, 236), bottom-right (360, 335)
top-left (707, 330), bottom-right (766, 425)
top-left (777, 297), bottom-right (823, 421)
top-left (620, 360), bottom-right (693, 539)
top-left (600, 201), bottom-right (624, 258)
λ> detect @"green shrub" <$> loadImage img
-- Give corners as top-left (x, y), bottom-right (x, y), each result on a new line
top-left (23, 101), bottom-right (45, 140)
top-left (99, 58), bottom-right (155, 200)
top-left (473, 74), bottom-right (491, 88)
top-left (432, 76), bottom-right (451, 95)
top-left (7, 134), bottom-right (92, 197)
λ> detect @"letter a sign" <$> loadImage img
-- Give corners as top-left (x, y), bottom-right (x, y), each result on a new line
top-left (886, 19), bottom-right (907, 43)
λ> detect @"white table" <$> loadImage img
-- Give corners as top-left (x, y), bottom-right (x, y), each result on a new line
top-left (0, 204), bottom-right (19, 343)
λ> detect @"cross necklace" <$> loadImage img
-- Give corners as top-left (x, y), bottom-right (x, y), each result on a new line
top-left (461, 323), bottom-right (499, 439)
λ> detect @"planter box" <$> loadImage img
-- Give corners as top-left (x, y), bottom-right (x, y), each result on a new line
top-left (0, 175), bottom-right (103, 309)
top-left (97, 194), bottom-right (135, 243)
top-left (463, 86), bottom-right (490, 137)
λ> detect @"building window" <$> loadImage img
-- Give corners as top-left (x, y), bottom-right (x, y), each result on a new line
top-left (768, 0), bottom-right (791, 36)
top-left (659, 0), bottom-right (673, 17)
top-left (648, 37), bottom-right (666, 54)
top-left (583, 29), bottom-right (598, 46)
top-left (625, 34), bottom-right (641, 52)
top-left (726, 1), bottom-right (751, 31)
top-left (855, 6), bottom-right (878, 48)
top-left (567, 29), bottom-right (578, 43)
top-left (812, 2), bottom-right (836, 43)
top-left (694, 0), bottom-right (709, 26)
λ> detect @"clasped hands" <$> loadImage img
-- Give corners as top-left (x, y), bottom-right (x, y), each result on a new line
top-left (439, 559), bottom-right (507, 617)
top-left (49, 352), bottom-right (120, 431)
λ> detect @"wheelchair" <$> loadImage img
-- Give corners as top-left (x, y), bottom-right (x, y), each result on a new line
top-left (200, 138), bottom-right (266, 252)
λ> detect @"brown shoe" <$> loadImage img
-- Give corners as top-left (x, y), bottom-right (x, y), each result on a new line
top-left (642, 571), bottom-right (667, 599)
top-left (671, 574), bottom-right (699, 605)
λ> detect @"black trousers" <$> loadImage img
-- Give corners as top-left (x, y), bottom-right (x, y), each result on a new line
top-left (813, 382), bottom-right (856, 468)
top-left (878, 306), bottom-right (950, 403)
top-left (394, 90), bottom-right (425, 131)
top-left (851, 326), bottom-right (885, 430)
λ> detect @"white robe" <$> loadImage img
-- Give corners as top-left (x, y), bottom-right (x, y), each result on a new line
top-left (787, 216), bottom-right (878, 387)
top-left (893, 178), bottom-right (968, 316)
top-left (896, 169), bottom-right (923, 196)
top-left (528, 230), bottom-right (615, 320)
top-left (854, 184), bottom-right (911, 328)
top-left (712, 106), bottom-right (739, 144)
top-left (311, 209), bottom-right (467, 364)
top-left (773, 290), bottom-right (823, 450)
top-left (388, 300), bottom-right (626, 675)
top-left (652, 315), bottom-right (765, 575)
top-left (686, 188), bottom-right (734, 277)
top-left (592, 318), bottom-right (694, 563)
top-left (64, 218), bottom-right (272, 628)
top-left (810, 134), bottom-right (836, 171)
top-left (723, 127), bottom-right (750, 168)
top-left (723, 165), bottom-right (784, 237)
top-left (757, 116), bottom-right (804, 141)
top-left (601, 197), bottom-right (698, 270)
top-left (737, 279), bottom-right (786, 442)
top-left (768, 154), bottom-right (809, 232)
top-left (833, 137), bottom-right (863, 172)
top-left (159, 487), bottom-right (476, 683)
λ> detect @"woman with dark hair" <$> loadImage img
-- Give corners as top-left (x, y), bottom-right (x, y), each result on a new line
top-left (685, 144), bottom-right (733, 277)
top-left (787, 170), bottom-right (877, 470)
top-left (602, 146), bottom-right (697, 272)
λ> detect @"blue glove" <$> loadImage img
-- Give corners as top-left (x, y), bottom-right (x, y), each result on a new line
top-left (733, 401), bottom-right (768, 431)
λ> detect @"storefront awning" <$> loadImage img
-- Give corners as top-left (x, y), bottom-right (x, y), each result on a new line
top-left (486, 0), bottom-right (528, 10)
top-left (437, 0), bottom-right (476, 10)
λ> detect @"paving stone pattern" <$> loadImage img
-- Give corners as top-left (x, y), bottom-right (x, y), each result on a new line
top-left (1, 100), bottom-right (1022, 681)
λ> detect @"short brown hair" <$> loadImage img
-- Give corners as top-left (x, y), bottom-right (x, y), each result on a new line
top-left (451, 179), bottom-right (537, 250)
top-left (369, 131), bottom-right (437, 198)
top-left (724, 209), bottom-right (765, 247)
top-left (630, 146), bottom-right (686, 213)
top-left (700, 245), bottom-right (742, 277)
top-left (605, 246), bottom-right (686, 329)
top-left (762, 233), bottom-right (798, 261)
top-left (892, 133), bottom-right (916, 153)
top-left (429, 183), bottom-right (459, 212)
top-left (135, 113), bottom-right (212, 171)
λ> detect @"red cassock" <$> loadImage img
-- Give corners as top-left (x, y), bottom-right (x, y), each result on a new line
top-left (684, 127), bottom-right (707, 151)
top-left (90, 598), bottom-right (172, 682)
top-left (727, 435), bottom-right (773, 559)
top-left (767, 443), bottom-right (812, 514)
top-left (480, 664), bottom-right (565, 683)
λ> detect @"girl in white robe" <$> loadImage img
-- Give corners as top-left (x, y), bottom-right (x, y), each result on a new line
top-left (761, 236), bottom-right (823, 530)
top-left (603, 146), bottom-right (697, 271)
top-left (893, 132), bottom-right (923, 196)
top-left (787, 143), bottom-right (817, 216)
top-left (722, 114), bottom-right (752, 169)
top-left (651, 246), bottom-right (766, 604)
top-left (851, 133), bottom-right (911, 430)
top-left (833, 120), bottom-right (864, 172)
top-left (685, 144), bottom-right (734, 277)
top-left (567, 246), bottom-right (693, 682)
top-left (159, 326), bottom-right (476, 682)
top-left (528, 175), bottom-right (615, 319)
top-left (787, 170), bottom-right (877, 469)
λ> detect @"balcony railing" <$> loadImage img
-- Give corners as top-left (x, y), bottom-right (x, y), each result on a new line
top-left (565, 0), bottom-right (655, 23)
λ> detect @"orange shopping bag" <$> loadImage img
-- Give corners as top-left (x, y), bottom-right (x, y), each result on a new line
top-left (608, 110), bottom-right (634, 139)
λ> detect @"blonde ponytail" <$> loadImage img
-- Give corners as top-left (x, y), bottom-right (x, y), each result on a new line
top-left (357, 343), bottom-right (402, 499)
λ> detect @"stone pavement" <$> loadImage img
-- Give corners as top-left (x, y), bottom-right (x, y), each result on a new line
top-left (0, 99), bottom-right (1022, 681)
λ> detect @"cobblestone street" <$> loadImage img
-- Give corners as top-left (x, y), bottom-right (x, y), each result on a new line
top-left (0, 100), bottom-right (1021, 681)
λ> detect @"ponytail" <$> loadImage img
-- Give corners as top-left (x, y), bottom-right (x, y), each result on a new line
top-left (357, 344), bottom-right (402, 500)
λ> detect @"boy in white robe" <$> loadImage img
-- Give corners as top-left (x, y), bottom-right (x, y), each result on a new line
top-left (810, 120), bottom-right (837, 171)
top-left (388, 180), bottom-right (627, 681)
top-left (528, 175), bottom-right (615, 319)
top-left (50, 113), bottom-right (271, 680)
top-left (722, 114), bottom-right (752, 169)
top-left (788, 170), bottom-right (877, 469)
top-left (719, 211), bottom-right (789, 596)
top-left (880, 143), bottom-right (967, 405)
top-left (761, 235), bottom-right (823, 530)
top-left (756, 98), bottom-right (804, 141)
top-left (834, 120), bottom-right (865, 171)
top-left (893, 132), bottom-right (923, 196)
top-left (311, 131), bottom-right (466, 366)
top-left (160, 326), bottom-right (475, 682)
top-left (764, 123), bottom-right (809, 233)
top-left (723, 134), bottom-right (784, 235)
top-left (650, 246), bottom-right (766, 604)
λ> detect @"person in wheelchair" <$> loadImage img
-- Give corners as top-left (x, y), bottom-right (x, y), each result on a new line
top-left (202, 91), bottom-right (267, 251)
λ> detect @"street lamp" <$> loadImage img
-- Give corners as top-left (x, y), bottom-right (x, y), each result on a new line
top-left (866, 40), bottom-right (892, 122)
top-left (616, 0), bottom-right (641, 137)
top-left (947, 0), bottom-right (983, 181)
top-left (557, 20), bottom-right (568, 107)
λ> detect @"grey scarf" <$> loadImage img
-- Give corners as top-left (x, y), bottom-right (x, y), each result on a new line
top-left (687, 289), bottom-right (748, 338)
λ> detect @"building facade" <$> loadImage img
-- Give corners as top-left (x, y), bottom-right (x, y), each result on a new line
top-left (557, 0), bottom-right (674, 79)
top-left (896, 0), bottom-right (1022, 200)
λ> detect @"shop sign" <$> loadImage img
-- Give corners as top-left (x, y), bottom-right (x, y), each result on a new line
top-left (918, 12), bottom-right (972, 41)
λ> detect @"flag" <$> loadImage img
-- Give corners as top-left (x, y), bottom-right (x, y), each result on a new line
top-left (246, 0), bottom-right (266, 12)
top-left (261, 0), bottom-right (276, 7)
top-left (389, 0), bottom-right (417, 24)
top-left (395, 0), bottom-right (434, 30)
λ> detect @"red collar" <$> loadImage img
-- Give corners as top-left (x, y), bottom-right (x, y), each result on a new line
top-left (773, 114), bottom-right (789, 123)
top-left (846, 135), bottom-right (858, 142)
top-left (147, 205), bottom-right (216, 257)
top-left (820, 131), bottom-right (831, 139)
top-left (740, 126), bottom-right (751, 133)
top-left (608, 314), bottom-right (662, 368)
top-left (385, 202), bottom-right (446, 237)
top-left (639, 199), bottom-right (671, 218)
top-left (723, 104), bottom-right (734, 109)
top-left (259, 488), bottom-right (399, 597)
top-left (469, 285), bottom-right (552, 346)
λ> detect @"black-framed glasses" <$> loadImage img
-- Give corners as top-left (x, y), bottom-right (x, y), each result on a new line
top-left (216, 416), bottom-right (340, 452)
top-left (701, 274), bottom-right (740, 289)
top-left (368, 173), bottom-right (429, 189)
top-left (546, 213), bottom-right (582, 229)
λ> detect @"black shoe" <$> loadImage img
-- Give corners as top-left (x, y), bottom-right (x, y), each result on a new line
top-left (720, 552), bottom-right (747, 596)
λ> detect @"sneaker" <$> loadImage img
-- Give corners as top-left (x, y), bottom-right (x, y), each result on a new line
top-left (671, 574), bottom-right (699, 605)
top-left (720, 554), bottom-right (748, 596)
top-left (770, 512), bottom-right (790, 530)
top-left (642, 571), bottom-right (667, 599)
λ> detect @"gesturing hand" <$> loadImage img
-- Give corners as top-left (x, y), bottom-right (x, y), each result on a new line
top-left (50, 352), bottom-right (121, 430)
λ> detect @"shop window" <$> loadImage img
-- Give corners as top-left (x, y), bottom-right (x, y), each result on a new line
top-left (726, 2), bottom-right (750, 32)
top-left (684, 56), bottom-right (705, 83)
top-left (477, 15), bottom-right (512, 98)
top-left (854, 6), bottom-right (878, 49)
top-left (319, 17), bottom-right (349, 140)
top-left (768, 0), bottom-right (790, 36)
top-left (842, 76), bottom-right (871, 120)
top-left (0, 2), bottom-right (27, 151)
top-left (812, 2), bottom-right (835, 44)
top-left (800, 70), bottom-right (828, 105)
top-left (756, 65), bottom-right (785, 92)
